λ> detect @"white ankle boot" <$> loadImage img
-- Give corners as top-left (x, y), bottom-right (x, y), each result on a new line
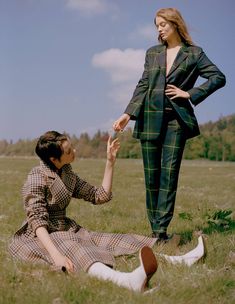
top-left (161, 236), bottom-right (205, 266)
top-left (88, 246), bottom-right (158, 292)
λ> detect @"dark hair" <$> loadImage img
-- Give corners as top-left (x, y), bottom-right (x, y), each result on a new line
top-left (35, 131), bottom-right (68, 170)
top-left (154, 8), bottom-right (193, 46)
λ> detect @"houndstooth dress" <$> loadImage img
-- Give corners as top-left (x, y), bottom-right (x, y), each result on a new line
top-left (9, 161), bottom-right (156, 272)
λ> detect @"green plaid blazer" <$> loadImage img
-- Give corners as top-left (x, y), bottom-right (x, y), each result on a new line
top-left (125, 44), bottom-right (226, 140)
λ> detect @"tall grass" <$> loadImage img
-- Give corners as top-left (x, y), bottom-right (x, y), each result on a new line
top-left (0, 158), bottom-right (234, 304)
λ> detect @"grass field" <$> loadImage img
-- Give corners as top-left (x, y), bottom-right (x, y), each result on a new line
top-left (0, 157), bottom-right (234, 304)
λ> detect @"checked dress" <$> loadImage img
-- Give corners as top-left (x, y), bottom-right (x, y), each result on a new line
top-left (9, 161), bottom-right (156, 272)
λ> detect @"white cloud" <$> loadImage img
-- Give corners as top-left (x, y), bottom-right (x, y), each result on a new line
top-left (66, 0), bottom-right (116, 15)
top-left (92, 48), bottom-right (145, 83)
top-left (92, 48), bottom-right (145, 107)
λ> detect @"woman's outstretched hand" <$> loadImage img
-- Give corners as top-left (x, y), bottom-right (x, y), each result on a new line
top-left (107, 136), bottom-right (120, 164)
top-left (165, 84), bottom-right (190, 100)
top-left (113, 114), bottom-right (130, 132)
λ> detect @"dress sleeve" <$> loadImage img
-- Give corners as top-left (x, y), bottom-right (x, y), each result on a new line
top-left (22, 169), bottom-right (49, 235)
top-left (188, 49), bottom-right (226, 106)
top-left (72, 175), bottom-right (112, 204)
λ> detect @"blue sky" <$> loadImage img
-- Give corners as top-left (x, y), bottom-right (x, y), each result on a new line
top-left (1, 0), bottom-right (234, 141)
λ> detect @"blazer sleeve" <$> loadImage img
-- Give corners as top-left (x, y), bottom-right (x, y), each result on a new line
top-left (22, 169), bottom-right (49, 235)
top-left (188, 49), bottom-right (226, 106)
top-left (124, 50), bottom-right (150, 119)
top-left (72, 174), bottom-right (112, 205)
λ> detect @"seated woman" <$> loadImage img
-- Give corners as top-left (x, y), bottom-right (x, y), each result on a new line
top-left (9, 130), bottom-right (158, 292)
top-left (9, 130), bottom-right (205, 292)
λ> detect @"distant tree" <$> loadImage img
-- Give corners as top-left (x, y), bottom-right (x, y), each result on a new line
top-left (0, 114), bottom-right (234, 161)
top-left (117, 128), bottom-right (141, 158)
top-left (0, 140), bottom-right (8, 155)
top-left (217, 117), bottom-right (227, 131)
top-left (184, 136), bottom-right (204, 159)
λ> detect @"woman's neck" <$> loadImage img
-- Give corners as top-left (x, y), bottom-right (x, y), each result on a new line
top-left (167, 35), bottom-right (182, 48)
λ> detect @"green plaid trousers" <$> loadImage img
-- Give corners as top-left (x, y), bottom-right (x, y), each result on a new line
top-left (141, 110), bottom-right (186, 234)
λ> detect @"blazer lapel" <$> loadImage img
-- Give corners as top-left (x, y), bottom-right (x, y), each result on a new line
top-left (40, 161), bottom-right (76, 197)
top-left (61, 164), bottom-right (77, 194)
top-left (156, 45), bottom-right (166, 76)
top-left (166, 44), bottom-right (189, 79)
top-left (40, 161), bottom-right (58, 180)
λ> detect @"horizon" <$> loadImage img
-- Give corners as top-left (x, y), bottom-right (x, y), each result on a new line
top-left (1, 112), bottom-right (234, 143)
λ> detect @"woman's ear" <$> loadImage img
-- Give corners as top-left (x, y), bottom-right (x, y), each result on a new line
top-left (50, 157), bottom-right (61, 169)
top-left (49, 157), bottom-right (57, 166)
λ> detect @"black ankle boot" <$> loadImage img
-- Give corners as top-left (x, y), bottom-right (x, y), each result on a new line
top-left (151, 232), bottom-right (172, 243)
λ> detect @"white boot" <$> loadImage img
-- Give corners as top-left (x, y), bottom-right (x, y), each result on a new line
top-left (161, 236), bottom-right (205, 266)
top-left (88, 246), bottom-right (158, 292)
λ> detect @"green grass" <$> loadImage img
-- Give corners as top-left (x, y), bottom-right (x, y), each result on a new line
top-left (0, 158), bottom-right (234, 304)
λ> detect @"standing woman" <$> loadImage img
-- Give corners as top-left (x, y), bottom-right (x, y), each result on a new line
top-left (113, 8), bottom-right (226, 241)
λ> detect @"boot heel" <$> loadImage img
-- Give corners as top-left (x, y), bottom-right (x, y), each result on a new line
top-left (139, 246), bottom-right (158, 290)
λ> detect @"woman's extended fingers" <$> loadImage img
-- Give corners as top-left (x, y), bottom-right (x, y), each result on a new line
top-left (65, 258), bottom-right (74, 273)
top-left (165, 84), bottom-right (178, 96)
top-left (107, 135), bottom-right (112, 146)
top-left (107, 136), bottom-right (120, 161)
top-left (108, 136), bottom-right (120, 151)
top-left (113, 114), bottom-right (130, 131)
top-left (165, 84), bottom-right (189, 99)
top-left (113, 121), bottom-right (122, 132)
top-left (108, 135), bottom-right (119, 147)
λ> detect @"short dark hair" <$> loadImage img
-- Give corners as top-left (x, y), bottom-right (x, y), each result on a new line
top-left (35, 131), bottom-right (68, 170)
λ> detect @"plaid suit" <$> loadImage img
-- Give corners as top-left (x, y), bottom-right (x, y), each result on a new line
top-left (124, 44), bottom-right (226, 234)
top-left (9, 161), bottom-right (156, 272)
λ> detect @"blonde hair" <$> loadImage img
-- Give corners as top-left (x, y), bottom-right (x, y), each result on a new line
top-left (155, 8), bottom-right (194, 45)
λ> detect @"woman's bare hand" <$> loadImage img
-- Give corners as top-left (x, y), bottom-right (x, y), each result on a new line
top-left (113, 114), bottom-right (130, 132)
top-left (107, 136), bottom-right (120, 163)
top-left (165, 84), bottom-right (190, 100)
top-left (53, 254), bottom-right (74, 273)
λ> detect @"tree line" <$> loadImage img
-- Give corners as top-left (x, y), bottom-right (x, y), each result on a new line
top-left (1, 114), bottom-right (235, 161)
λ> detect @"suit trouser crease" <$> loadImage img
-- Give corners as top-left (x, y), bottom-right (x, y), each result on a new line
top-left (141, 112), bottom-right (186, 233)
